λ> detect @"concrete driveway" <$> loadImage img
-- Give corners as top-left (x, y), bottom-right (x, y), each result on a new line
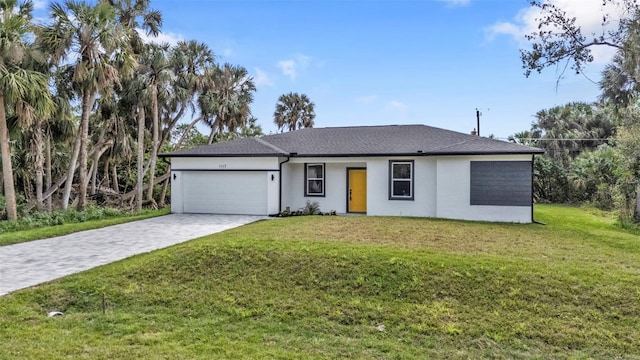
top-left (0, 214), bottom-right (266, 296)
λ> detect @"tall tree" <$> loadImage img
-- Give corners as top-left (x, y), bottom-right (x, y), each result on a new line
top-left (104, 0), bottom-right (162, 54)
top-left (614, 123), bottom-right (640, 220)
top-left (39, 0), bottom-right (135, 210)
top-left (273, 92), bottom-right (315, 132)
top-left (531, 102), bottom-right (615, 166)
top-left (522, 0), bottom-right (640, 221)
top-left (138, 43), bottom-right (173, 202)
top-left (199, 63), bottom-right (256, 143)
top-left (159, 40), bottom-right (214, 150)
top-left (107, 0), bottom-right (162, 208)
top-left (0, 0), bottom-right (54, 220)
top-left (521, 0), bottom-right (640, 78)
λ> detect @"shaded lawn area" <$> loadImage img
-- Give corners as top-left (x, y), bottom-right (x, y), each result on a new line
top-left (1, 205), bottom-right (639, 359)
top-left (0, 208), bottom-right (170, 247)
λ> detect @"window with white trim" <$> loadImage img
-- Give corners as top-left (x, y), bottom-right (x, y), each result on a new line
top-left (389, 161), bottom-right (414, 200)
top-left (305, 163), bottom-right (325, 196)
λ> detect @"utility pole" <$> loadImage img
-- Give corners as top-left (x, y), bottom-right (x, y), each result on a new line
top-left (476, 108), bottom-right (481, 137)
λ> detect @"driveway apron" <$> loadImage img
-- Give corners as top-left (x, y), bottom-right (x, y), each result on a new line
top-left (0, 214), bottom-right (266, 296)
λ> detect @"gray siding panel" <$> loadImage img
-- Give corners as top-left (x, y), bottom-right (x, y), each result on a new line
top-left (470, 161), bottom-right (532, 206)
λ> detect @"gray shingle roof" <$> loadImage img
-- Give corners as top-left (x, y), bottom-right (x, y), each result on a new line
top-left (162, 124), bottom-right (544, 157)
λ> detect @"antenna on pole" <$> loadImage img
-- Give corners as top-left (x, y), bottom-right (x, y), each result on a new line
top-left (476, 108), bottom-right (490, 136)
top-left (476, 108), bottom-right (482, 137)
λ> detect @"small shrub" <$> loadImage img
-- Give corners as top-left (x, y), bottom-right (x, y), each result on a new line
top-left (274, 202), bottom-right (337, 217)
top-left (302, 201), bottom-right (321, 215)
top-left (618, 218), bottom-right (640, 235)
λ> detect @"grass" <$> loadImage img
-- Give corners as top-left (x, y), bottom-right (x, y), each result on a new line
top-left (1, 204), bottom-right (639, 359)
top-left (0, 208), bottom-right (170, 247)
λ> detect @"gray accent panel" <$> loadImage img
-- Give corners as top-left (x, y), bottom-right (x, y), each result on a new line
top-left (470, 161), bottom-right (532, 206)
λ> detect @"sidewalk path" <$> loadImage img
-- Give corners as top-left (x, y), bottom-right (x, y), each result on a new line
top-left (0, 214), bottom-right (266, 296)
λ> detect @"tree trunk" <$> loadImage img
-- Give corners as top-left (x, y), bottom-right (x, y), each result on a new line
top-left (175, 116), bottom-right (201, 150)
top-left (146, 87), bottom-right (159, 202)
top-left (90, 147), bottom-right (100, 195)
top-left (61, 122), bottom-right (82, 209)
top-left (112, 163), bottom-right (119, 193)
top-left (45, 133), bottom-right (52, 211)
top-left (136, 105), bottom-right (145, 211)
top-left (84, 142), bottom-right (113, 190)
top-left (208, 126), bottom-right (216, 144)
top-left (160, 102), bottom-right (188, 145)
top-left (0, 93), bottom-right (18, 221)
top-left (77, 90), bottom-right (97, 211)
top-left (634, 182), bottom-right (640, 222)
top-left (122, 172), bottom-right (170, 201)
top-left (86, 158), bottom-right (96, 190)
top-left (103, 159), bottom-right (110, 191)
top-left (45, 142), bottom-right (110, 204)
top-left (159, 177), bottom-right (169, 207)
top-left (34, 122), bottom-right (44, 212)
top-left (90, 117), bottom-right (110, 196)
top-left (24, 176), bottom-right (32, 203)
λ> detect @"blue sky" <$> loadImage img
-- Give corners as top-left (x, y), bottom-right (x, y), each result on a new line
top-left (34, 0), bottom-right (614, 139)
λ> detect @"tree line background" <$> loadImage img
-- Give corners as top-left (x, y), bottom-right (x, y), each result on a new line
top-left (511, 0), bottom-right (640, 224)
top-left (0, 0), bottom-right (315, 222)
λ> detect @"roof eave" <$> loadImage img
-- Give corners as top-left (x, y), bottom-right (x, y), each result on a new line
top-left (159, 152), bottom-right (289, 158)
top-left (283, 150), bottom-right (545, 157)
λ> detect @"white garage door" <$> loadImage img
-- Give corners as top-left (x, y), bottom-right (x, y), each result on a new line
top-left (182, 171), bottom-right (268, 215)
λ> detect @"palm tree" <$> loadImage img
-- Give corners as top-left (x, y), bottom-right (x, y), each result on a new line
top-left (39, 0), bottom-right (135, 210)
top-left (0, 0), bottom-right (54, 220)
top-left (199, 63), bottom-right (256, 143)
top-left (107, 0), bottom-right (163, 208)
top-left (508, 130), bottom-right (538, 147)
top-left (104, 0), bottom-right (162, 54)
top-left (42, 94), bottom-right (75, 210)
top-left (273, 92), bottom-right (315, 132)
top-left (159, 40), bottom-right (214, 145)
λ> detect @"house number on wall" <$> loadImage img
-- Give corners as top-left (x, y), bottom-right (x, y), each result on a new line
top-left (218, 164), bottom-right (227, 169)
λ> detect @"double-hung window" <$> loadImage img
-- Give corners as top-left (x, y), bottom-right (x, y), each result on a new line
top-left (389, 160), bottom-right (414, 200)
top-left (305, 163), bottom-right (325, 196)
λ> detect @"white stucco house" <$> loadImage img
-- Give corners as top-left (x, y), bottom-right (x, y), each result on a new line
top-left (160, 124), bottom-right (544, 223)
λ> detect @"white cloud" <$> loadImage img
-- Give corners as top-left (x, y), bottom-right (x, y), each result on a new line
top-left (136, 29), bottom-right (184, 46)
top-left (387, 101), bottom-right (409, 115)
top-left (436, 0), bottom-right (470, 6)
top-left (485, 21), bottom-right (521, 41)
top-left (356, 95), bottom-right (378, 104)
top-left (253, 67), bottom-right (273, 87)
top-left (222, 48), bottom-right (234, 57)
top-left (33, 0), bottom-right (47, 10)
top-left (277, 54), bottom-right (316, 81)
top-left (486, 0), bottom-right (628, 64)
top-left (277, 60), bottom-right (297, 80)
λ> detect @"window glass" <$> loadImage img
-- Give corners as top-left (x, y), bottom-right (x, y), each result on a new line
top-left (307, 165), bottom-right (323, 178)
top-left (307, 180), bottom-right (323, 194)
top-left (389, 161), bottom-right (413, 200)
top-left (392, 181), bottom-right (411, 197)
top-left (393, 163), bottom-right (411, 179)
top-left (305, 163), bottom-right (325, 196)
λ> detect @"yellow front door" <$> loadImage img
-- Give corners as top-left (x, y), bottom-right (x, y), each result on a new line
top-left (348, 169), bottom-right (367, 213)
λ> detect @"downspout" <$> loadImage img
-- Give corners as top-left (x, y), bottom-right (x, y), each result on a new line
top-left (278, 156), bottom-right (290, 214)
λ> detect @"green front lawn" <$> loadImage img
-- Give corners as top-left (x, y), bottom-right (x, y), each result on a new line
top-left (1, 205), bottom-right (639, 359)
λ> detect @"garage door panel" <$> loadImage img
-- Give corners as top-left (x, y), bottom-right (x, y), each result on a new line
top-left (182, 171), bottom-right (267, 215)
